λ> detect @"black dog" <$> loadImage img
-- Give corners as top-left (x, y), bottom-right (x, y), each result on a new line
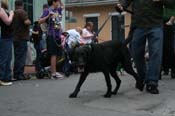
top-left (69, 40), bottom-right (144, 98)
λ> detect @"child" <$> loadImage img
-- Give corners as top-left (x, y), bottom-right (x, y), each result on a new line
top-left (39, 0), bottom-right (64, 79)
top-left (32, 21), bottom-right (43, 72)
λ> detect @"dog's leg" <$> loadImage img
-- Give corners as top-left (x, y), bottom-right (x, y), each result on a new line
top-left (122, 48), bottom-right (144, 91)
top-left (69, 72), bottom-right (89, 98)
top-left (123, 63), bottom-right (144, 91)
top-left (110, 70), bottom-right (121, 95)
top-left (103, 71), bottom-right (112, 98)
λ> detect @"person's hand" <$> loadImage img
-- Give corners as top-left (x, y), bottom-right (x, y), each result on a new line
top-left (49, 11), bottom-right (56, 19)
top-left (49, 11), bottom-right (55, 16)
top-left (9, 10), bottom-right (14, 16)
top-left (115, 3), bottom-right (123, 12)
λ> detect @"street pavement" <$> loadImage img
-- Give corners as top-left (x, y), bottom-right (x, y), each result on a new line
top-left (1, 72), bottom-right (175, 116)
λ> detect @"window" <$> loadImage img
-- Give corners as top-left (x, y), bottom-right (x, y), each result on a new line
top-left (23, 0), bottom-right (33, 23)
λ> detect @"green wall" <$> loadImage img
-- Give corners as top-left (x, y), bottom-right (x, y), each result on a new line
top-left (33, 0), bottom-right (47, 21)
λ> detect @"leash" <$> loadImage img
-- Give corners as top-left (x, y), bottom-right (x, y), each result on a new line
top-left (97, 7), bottom-right (133, 36)
top-left (95, 7), bottom-right (133, 42)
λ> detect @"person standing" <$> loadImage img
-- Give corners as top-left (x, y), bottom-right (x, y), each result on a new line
top-left (31, 21), bottom-right (43, 72)
top-left (39, 0), bottom-right (64, 79)
top-left (116, 0), bottom-right (175, 94)
top-left (13, 0), bottom-right (31, 80)
top-left (0, 0), bottom-right (14, 86)
top-left (162, 5), bottom-right (175, 78)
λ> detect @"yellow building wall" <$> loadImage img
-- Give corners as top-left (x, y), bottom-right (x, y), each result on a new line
top-left (66, 5), bottom-right (131, 42)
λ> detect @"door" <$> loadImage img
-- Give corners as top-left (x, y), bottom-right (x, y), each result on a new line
top-left (111, 14), bottom-right (125, 42)
top-left (86, 17), bottom-right (98, 36)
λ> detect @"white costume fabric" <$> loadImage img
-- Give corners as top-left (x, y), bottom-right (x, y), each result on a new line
top-left (66, 29), bottom-right (82, 48)
top-left (81, 28), bottom-right (93, 44)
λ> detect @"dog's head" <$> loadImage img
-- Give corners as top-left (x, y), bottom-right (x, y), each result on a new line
top-left (70, 44), bottom-right (92, 73)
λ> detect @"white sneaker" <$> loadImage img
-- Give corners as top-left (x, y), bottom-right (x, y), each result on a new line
top-left (51, 72), bottom-right (64, 80)
top-left (0, 80), bottom-right (13, 86)
top-left (56, 72), bottom-right (64, 77)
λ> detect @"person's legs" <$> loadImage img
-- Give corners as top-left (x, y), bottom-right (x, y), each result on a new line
top-left (162, 24), bottom-right (173, 75)
top-left (0, 39), bottom-right (12, 80)
top-left (51, 55), bottom-right (57, 74)
top-left (131, 28), bottom-right (147, 82)
top-left (0, 38), bottom-right (13, 85)
top-left (146, 26), bottom-right (163, 94)
top-left (171, 24), bottom-right (175, 78)
top-left (162, 28), bottom-right (169, 75)
top-left (47, 36), bottom-right (64, 79)
top-left (173, 24), bottom-right (175, 54)
top-left (0, 39), bottom-right (7, 81)
top-left (4, 39), bottom-right (13, 82)
top-left (13, 40), bottom-right (28, 80)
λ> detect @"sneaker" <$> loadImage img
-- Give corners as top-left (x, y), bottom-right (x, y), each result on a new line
top-left (146, 85), bottom-right (159, 94)
top-left (51, 72), bottom-right (64, 79)
top-left (0, 80), bottom-right (13, 86)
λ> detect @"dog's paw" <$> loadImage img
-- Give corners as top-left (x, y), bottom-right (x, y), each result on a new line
top-left (135, 81), bottom-right (145, 91)
top-left (69, 93), bottom-right (77, 98)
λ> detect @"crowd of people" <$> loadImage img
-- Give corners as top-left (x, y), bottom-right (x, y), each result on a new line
top-left (0, 0), bottom-right (175, 96)
top-left (0, 0), bottom-right (98, 86)
top-left (0, 0), bottom-right (32, 86)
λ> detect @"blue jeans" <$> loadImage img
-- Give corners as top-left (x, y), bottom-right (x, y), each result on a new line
top-left (13, 40), bottom-right (28, 79)
top-left (131, 26), bottom-right (163, 87)
top-left (0, 38), bottom-right (13, 81)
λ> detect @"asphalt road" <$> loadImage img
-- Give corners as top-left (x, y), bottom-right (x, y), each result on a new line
top-left (1, 72), bottom-right (175, 116)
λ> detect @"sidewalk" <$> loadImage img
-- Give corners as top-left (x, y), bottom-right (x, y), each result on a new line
top-left (84, 75), bottom-right (175, 116)
top-left (1, 70), bottom-right (175, 116)
top-left (22, 69), bottom-right (175, 116)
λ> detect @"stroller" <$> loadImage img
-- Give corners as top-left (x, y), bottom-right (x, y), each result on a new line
top-left (35, 49), bottom-right (51, 79)
top-left (35, 32), bottom-right (73, 79)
